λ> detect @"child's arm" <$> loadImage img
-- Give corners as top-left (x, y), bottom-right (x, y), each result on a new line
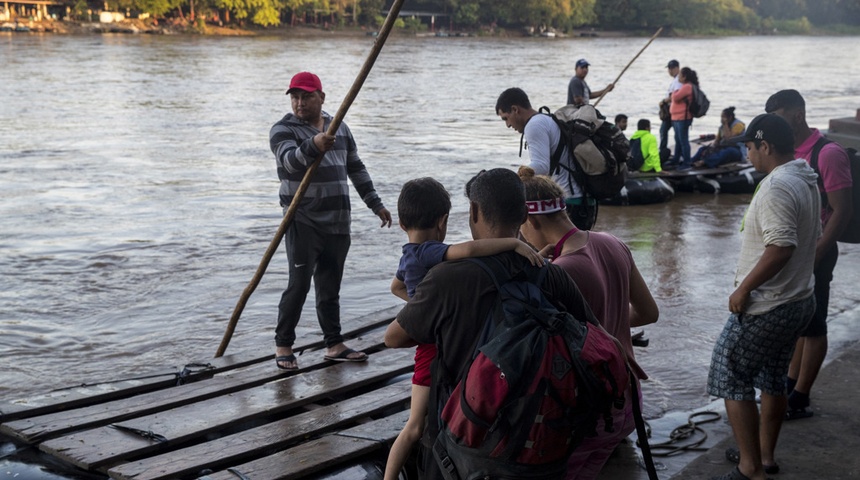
top-left (390, 277), bottom-right (409, 302)
top-left (445, 238), bottom-right (544, 266)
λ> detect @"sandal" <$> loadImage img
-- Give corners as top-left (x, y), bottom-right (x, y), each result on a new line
top-left (275, 354), bottom-right (298, 371)
top-left (725, 447), bottom-right (780, 474)
top-left (324, 347), bottom-right (367, 363)
top-left (711, 467), bottom-right (751, 480)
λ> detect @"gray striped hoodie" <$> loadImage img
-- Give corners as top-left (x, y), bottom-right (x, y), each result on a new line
top-left (270, 111), bottom-right (385, 234)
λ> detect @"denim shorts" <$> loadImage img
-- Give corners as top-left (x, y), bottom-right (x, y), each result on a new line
top-left (707, 295), bottom-right (815, 400)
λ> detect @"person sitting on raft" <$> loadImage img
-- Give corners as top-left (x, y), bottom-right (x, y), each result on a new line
top-left (692, 106), bottom-right (747, 169)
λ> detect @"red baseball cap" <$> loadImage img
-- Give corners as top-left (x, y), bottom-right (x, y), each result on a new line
top-left (286, 71), bottom-right (323, 95)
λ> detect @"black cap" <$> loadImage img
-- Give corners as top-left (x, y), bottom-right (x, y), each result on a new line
top-left (726, 113), bottom-right (794, 151)
top-left (765, 89), bottom-right (805, 113)
top-left (666, 59), bottom-right (679, 68)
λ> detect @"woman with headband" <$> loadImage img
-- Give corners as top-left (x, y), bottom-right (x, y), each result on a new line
top-left (517, 166), bottom-right (659, 480)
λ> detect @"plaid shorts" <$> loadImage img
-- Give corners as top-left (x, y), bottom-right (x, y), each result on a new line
top-left (707, 295), bottom-right (815, 401)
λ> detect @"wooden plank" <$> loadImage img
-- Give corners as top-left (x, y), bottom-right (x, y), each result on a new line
top-left (1, 326), bottom-right (391, 444)
top-left (38, 348), bottom-right (415, 471)
top-left (0, 305), bottom-right (401, 424)
top-left (203, 410), bottom-right (410, 480)
top-left (107, 381), bottom-right (412, 480)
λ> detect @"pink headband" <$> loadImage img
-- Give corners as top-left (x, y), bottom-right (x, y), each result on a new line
top-left (526, 197), bottom-right (566, 215)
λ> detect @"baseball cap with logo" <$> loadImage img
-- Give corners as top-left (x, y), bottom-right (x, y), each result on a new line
top-left (666, 59), bottom-right (680, 68)
top-left (286, 72), bottom-right (323, 95)
top-left (575, 58), bottom-right (590, 68)
top-left (726, 113), bottom-right (795, 151)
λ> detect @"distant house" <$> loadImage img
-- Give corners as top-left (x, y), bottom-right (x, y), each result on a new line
top-left (1, 0), bottom-right (70, 21)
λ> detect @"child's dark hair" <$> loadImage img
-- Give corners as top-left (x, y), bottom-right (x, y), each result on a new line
top-left (637, 118), bottom-right (651, 130)
top-left (398, 177), bottom-right (451, 230)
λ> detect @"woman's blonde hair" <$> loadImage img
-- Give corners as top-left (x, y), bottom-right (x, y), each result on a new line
top-left (518, 166), bottom-right (565, 206)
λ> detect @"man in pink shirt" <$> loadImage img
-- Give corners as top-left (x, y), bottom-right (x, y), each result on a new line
top-left (765, 89), bottom-right (854, 420)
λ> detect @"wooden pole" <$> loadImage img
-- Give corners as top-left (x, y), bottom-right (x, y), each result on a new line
top-left (214, 0), bottom-right (407, 358)
top-left (593, 27), bottom-right (664, 108)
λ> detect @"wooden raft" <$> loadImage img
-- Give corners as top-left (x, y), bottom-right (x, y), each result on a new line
top-left (0, 306), bottom-right (416, 480)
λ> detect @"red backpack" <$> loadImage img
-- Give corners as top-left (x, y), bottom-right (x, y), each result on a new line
top-left (432, 257), bottom-right (629, 480)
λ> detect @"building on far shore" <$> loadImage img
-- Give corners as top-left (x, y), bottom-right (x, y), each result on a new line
top-left (2, 0), bottom-right (65, 22)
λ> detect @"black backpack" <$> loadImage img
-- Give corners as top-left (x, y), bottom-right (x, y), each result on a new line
top-left (689, 85), bottom-right (710, 118)
top-left (541, 105), bottom-right (630, 200)
top-left (810, 138), bottom-right (860, 243)
top-left (628, 137), bottom-right (645, 171)
top-left (431, 257), bottom-right (630, 480)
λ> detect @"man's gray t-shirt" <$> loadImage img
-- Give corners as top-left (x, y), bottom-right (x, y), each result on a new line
top-left (567, 77), bottom-right (590, 105)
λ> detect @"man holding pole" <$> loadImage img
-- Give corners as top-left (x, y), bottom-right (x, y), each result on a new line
top-left (269, 71), bottom-right (392, 370)
top-left (567, 58), bottom-right (614, 106)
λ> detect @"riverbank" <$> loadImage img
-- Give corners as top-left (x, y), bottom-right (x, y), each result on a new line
top-left (3, 18), bottom-right (621, 37)
top-left (6, 19), bottom-right (858, 37)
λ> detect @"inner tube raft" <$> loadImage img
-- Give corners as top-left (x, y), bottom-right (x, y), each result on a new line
top-left (600, 177), bottom-right (675, 206)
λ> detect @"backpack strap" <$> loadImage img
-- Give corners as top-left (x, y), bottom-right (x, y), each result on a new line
top-left (809, 136), bottom-right (833, 173)
top-left (809, 136), bottom-right (834, 208)
top-left (630, 370), bottom-right (660, 480)
top-left (537, 107), bottom-right (589, 198)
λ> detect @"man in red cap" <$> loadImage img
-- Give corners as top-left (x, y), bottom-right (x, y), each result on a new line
top-left (269, 71), bottom-right (392, 370)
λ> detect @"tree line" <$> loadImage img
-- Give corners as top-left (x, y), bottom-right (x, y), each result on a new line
top-left (74, 0), bottom-right (860, 31)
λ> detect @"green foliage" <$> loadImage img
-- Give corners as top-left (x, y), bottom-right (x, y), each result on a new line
top-left (453, 1), bottom-right (479, 27)
top-left (117, 0), bottom-right (855, 33)
top-left (215, 0), bottom-right (283, 24)
top-left (401, 16), bottom-right (425, 31)
top-left (762, 15), bottom-right (811, 34)
top-left (357, 0), bottom-right (383, 25)
top-left (137, 0), bottom-right (183, 17)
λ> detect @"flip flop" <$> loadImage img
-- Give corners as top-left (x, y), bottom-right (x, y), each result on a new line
top-left (710, 467), bottom-right (751, 480)
top-left (275, 354), bottom-right (298, 371)
top-left (324, 348), bottom-right (367, 363)
top-left (725, 447), bottom-right (780, 474)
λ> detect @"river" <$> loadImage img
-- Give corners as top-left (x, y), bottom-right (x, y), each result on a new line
top-left (2, 32), bottom-right (860, 433)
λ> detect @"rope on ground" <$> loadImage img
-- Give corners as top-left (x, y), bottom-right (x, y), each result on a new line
top-left (48, 362), bottom-right (215, 392)
top-left (640, 411), bottom-right (721, 457)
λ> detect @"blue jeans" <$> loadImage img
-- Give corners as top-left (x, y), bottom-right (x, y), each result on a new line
top-left (692, 146), bottom-right (742, 168)
top-left (673, 119), bottom-right (692, 166)
top-left (659, 119), bottom-right (673, 154)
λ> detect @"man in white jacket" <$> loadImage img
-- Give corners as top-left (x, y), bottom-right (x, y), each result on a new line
top-left (707, 114), bottom-right (821, 480)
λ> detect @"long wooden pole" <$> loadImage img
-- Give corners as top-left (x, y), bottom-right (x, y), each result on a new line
top-left (593, 27), bottom-right (663, 108)
top-left (215, 0), bottom-right (407, 358)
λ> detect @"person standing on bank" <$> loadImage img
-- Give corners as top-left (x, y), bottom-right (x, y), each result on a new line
top-left (659, 60), bottom-right (682, 166)
top-left (269, 71), bottom-right (393, 370)
top-left (496, 87), bottom-right (597, 230)
top-left (567, 58), bottom-right (614, 106)
top-left (707, 114), bottom-right (820, 480)
top-left (671, 67), bottom-right (698, 169)
top-left (765, 89), bottom-right (854, 420)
